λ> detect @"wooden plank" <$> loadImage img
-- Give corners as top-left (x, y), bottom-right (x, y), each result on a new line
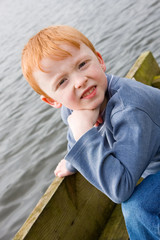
top-left (14, 173), bottom-right (115, 240)
top-left (152, 75), bottom-right (160, 88)
top-left (126, 51), bottom-right (160, 84)
top-left (98, 204), bottom-right (128, 240)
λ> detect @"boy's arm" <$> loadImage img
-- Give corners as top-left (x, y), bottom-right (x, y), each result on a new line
top-left (64, 107), bottom-right (157, 203)
top-left (59, 106), bottom-right (78, 174)
top-left (55, 107), bottom-right (100, 177)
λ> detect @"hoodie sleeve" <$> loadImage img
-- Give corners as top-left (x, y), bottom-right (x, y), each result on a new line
top-left (65, 107), bottom-right (158, 203)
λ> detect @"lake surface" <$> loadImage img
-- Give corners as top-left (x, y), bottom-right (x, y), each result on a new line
top-left (0, 0), bottom-right (160, 239)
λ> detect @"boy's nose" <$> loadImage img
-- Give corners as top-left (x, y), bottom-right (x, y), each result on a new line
top-left (74, 76), bottom-right (88, 89)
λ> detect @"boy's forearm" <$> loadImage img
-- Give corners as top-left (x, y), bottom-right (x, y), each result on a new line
top-left (68, 118), bottom-right (93, 141)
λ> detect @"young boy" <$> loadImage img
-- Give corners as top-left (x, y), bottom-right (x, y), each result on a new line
top-left (22, 25), bottom-right (160, 239)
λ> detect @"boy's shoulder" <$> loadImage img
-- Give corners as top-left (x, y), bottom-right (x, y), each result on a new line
top-left (107, 74), bottom-right (160, 122)
top-left (107, 73), bottom-right (160, 96)
top-left (106, 74), bottom-right (131, 97)
top-left (107, 74), bottom-right (140, 92)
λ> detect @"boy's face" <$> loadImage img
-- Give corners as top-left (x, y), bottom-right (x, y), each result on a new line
top-left (33, 43), bottom-right (107, 111)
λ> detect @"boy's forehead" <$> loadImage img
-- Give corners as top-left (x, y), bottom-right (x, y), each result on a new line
top-left (39, 43), bottom-right (94, 71)
top-left (39, 44), bottom-right (78, 70)
top-left (40, 58), bottom-right (55, 71)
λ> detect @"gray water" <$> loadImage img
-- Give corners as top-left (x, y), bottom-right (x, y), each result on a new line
top-left (0, 0), bottom-right (160, 239)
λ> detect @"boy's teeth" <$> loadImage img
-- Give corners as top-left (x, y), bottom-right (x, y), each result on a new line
top-left (83, 87), bottom-right (95, 97)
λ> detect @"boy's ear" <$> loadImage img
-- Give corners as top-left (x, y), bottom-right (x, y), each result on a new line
top-left (40, 95), bottom-right (62, 108)
top-left (96, 52), bottom-right (106, 72)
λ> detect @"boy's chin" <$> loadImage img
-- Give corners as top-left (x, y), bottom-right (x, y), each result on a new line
top-left (77, 106), bottom-right (100, 111)
top-left (69, 102), bottom-right (103, 111)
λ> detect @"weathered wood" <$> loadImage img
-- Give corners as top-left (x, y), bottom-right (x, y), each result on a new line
top-left (152, 75), bottom-right (160, 88)
top-left (14, 173), bottom-right (115, 240)
top-left (14, 51), bottom-right (160, 240)
top-left (126, 51), bottom-right (160, 85)
top-left (98, 205), bottom-right (128, 240)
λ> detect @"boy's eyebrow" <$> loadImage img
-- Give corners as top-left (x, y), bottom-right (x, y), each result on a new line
top-left (73, 54), bottom-right (91, 68)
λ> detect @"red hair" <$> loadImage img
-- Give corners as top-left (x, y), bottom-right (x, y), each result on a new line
top-left (21, 25), bottom-right (97, 97)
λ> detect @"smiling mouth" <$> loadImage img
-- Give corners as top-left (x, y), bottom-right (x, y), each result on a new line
top-left (81, 86), bottom-right (96, 99)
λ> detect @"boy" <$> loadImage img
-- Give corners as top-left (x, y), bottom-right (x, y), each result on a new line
top-left (22, 25), bottom-right (160, 239)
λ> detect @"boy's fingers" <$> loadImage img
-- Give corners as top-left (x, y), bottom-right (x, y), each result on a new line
top-left (54, 159), bottom-right (75, 178)
top-left (94, 122), bottom-right (99, 127)
top-left (94, 115), bottom-right (103, 127)
top-left (97, 116), bottom-right (103, 123)
top-left (57, 173), bottom-right (64, 178)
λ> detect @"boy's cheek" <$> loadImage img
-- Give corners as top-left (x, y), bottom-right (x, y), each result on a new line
top-left (89, 65), bottom-right (105, 80)
top-left (60, 95), bottom-right (77, 110)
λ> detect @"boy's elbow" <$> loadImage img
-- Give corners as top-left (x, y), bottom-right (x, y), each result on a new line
top-left (109, 188), bottom-right (134, 204)
top-left (111, 194), bottom-right (131, 204)
top-left (107, 173), bottom-right (136, 204)
top-left (102, 180), bottom-right (134, 203)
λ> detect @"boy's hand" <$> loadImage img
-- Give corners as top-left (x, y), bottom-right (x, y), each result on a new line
top-left (68, 108), bottom-right (101, 141)
top-left (94, 115), bottom-right (103, 127)
top-left (54, 159), bottom-right (75, 178)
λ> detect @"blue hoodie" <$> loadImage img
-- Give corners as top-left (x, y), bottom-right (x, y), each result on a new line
top-left (61, 74), bottom-right (160, 203)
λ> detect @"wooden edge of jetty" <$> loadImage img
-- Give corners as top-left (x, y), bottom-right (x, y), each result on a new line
top-left (13, 51), bottom-right (160, 240)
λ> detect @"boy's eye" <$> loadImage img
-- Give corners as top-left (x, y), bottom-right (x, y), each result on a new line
top-left (79, 61), bottom-right (86, 69)
top-left (59, 78), bottom-right (67, 86)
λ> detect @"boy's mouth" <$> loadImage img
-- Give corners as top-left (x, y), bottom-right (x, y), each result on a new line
top-left (81, 86), bottom-right (96, 99)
